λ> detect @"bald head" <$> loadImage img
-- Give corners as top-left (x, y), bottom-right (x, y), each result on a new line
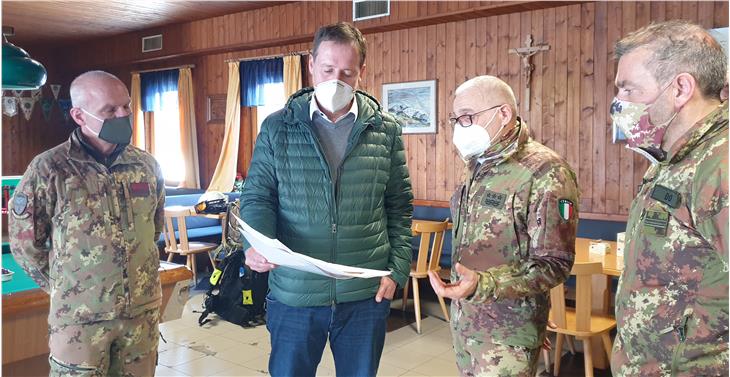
top-left (455, 75), bottom-right (518, 112)
top-left (70, 70), bottom-right (128, 109)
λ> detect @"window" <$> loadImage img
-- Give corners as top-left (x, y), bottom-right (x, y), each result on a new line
top-left (140, 70), bottom-right (185, 185)
top-left (256, 82), bottom-right (286, 132)
top-left (152, 91), bottom-right (185, 183)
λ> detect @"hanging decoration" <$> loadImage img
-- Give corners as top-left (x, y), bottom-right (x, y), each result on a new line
top-left (3, 96), bottom-right (18, 117)
top-left (19, 97), bottom-right (35, 120)
top-left (11, 90), bottom-right (23, 98)
top-left (58, 99), bottom-right (72, 122)
top-left (30, 88), bottom-right (42, 102)
top-left (41, 98), bottom-right (53, 121)
top-left (50, 84), bottom-right (61, 100)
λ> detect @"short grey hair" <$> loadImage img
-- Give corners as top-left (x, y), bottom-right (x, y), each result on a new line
top-left (615, 20), bottom-right (727, 100)
top-left (455, 75), bottom-right (518, 111)
top-left (69, 70), bottom-right (123, 108)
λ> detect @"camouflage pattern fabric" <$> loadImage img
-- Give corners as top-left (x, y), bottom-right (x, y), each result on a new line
top-left (8, 128), bottom-right (166, 326)
top-left (449, 118), bottom-right (579, 375)
top-left (48, 309), bottom-right (159, 377)
top-left (610, 98), bottom-right (666, 154)
top-left (452, 329), bottom-right (540, 377)
top-left (612, 102), bottom-right (729, 376)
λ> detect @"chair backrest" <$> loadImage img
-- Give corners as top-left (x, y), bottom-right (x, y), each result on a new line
top-left (412, 220), bottom-right (449, 273)
top-left (163, 206), bottom-right (192, 253)
top-left (549, 261), bottom-right (602, 332)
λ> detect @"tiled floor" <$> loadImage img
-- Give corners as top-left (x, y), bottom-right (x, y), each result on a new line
top-left (157, 292), bottom-right (605, 377)
top-left (156, 293), bottom-right (459, 377)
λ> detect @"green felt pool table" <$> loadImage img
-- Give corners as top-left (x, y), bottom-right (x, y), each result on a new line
top-left (2, 253), bottom-right (192, 375)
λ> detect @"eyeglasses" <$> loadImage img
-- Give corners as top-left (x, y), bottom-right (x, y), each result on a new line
top-left (448, 105), bottom-right (502, 127)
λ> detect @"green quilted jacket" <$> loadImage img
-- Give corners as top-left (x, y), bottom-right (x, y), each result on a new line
top-left (240, 88), bottom-right (413, 307)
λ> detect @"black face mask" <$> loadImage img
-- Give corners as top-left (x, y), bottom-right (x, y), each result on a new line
top-left (82, 109), bottom-right (133, 145)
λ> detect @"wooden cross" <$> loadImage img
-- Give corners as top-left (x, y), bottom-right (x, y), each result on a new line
top-left (508, 34), bottom-right (550, 112)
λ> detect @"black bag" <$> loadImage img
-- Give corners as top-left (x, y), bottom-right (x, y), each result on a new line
top-left (197, 200), bottom-right (268, 328)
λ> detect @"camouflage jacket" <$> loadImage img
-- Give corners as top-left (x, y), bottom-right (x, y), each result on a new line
top-left (8, 129), bottom-right (166, 326)
top-left (450, 119), bottom-right (579, 349)
top-left (612, 102), bottom-right (729, 376)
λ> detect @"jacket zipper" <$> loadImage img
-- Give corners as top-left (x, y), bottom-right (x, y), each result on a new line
top-left (455, 164), bottom-right (481, 263)
top-left (302, 121), bottom-right (338, 305)
top-left (669, 308), bottom-right (693, 376)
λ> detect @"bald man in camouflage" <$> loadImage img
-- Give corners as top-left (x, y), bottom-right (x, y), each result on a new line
top-left (9, 71), bottom-right (165, 376)
top-left (429, 75), bottom-right (578, 376)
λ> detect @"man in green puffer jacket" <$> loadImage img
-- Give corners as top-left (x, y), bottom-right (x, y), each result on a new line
top-left (240, 22), bottom-right (413, 377)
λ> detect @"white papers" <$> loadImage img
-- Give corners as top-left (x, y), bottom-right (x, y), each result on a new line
top-left (233, 215), bottom-right (391, 280)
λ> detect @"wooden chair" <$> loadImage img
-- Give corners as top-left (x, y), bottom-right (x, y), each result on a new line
top-left (546, 261), bottom-right (616, 377)
top-left (403, 220), bottom-right (450, 334)
top-left (161, 206), bottom-right (219, 285)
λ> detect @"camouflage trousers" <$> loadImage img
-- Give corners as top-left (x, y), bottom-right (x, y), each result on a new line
top-left (48, 309), bottom-right (159, 377)
top-left (452, 333), bottom-right (541, 377)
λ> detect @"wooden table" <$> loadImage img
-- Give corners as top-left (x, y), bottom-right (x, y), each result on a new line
top-left (1, 254), bottom-right (192, 376)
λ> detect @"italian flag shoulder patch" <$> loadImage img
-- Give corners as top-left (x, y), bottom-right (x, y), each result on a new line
top-left (558, 199), bottom-right (574, 221)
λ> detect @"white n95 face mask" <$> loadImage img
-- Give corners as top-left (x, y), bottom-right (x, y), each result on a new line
top-left (452, 109), bottom-right (500, 161)
top-left (314, 79), bottom-right (354, 113)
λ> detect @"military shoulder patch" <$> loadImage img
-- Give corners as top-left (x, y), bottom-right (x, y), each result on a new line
top-left (483, 190), bottom-right (507, 208)
top-left (558, 199), bottom-right (574, 221)
top-left (642, 209), bottom-right (669, 236)
top-left (11, 193), bottom-right (29, 218)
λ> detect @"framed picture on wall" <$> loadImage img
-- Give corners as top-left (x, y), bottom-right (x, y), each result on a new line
top-left (382, 80), bottom-right (437, 134)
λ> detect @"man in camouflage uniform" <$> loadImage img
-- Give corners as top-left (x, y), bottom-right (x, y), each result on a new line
top-left (609, 21), bottom-right (728, 376)
top-left (429, 75), bottom-right (578, 376)
top-left (8, 71), bottom-right (165, 376)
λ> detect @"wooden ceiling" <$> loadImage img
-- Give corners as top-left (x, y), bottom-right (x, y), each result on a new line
top-left (2, 1), bottom-right (286, 46)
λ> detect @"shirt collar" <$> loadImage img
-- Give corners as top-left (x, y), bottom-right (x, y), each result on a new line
top-left (310, 94), bottom-right (358, 123)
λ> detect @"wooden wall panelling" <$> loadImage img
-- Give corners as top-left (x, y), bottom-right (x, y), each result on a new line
top-left (508, 13), bottom-right (522, 109)
top-left (554, 6), bottom-right (568, 162)
top-left (518, 11), bottom-right (531, 126)
top-left (416, 25), bottom-right (429, 201)
top-left (529, 9), bottom-right (544, 143)
top-left (591, 2), bottom-right (608, 215)
top-left (604, 1), bottom-right (622, 215)
top-left (617, 2), bottom-right (635, 215)
top-left (578, 3), bottom-right (595, 213)
top-left (567, 5), bottom-right (581, 176)
top-left (697, 1), bottom-right (714, 29)
top-left (435, 22), bottom-right (449, 201)
top-left (451, 20), bottom-right (464, 197)
top-left (426, 24), bottom-right (438, 201)
top-left (715, 1), bottom-right (729, 27)
top-left (541, 8), bottom-right (556, 151)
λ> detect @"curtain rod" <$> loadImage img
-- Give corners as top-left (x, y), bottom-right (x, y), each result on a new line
top-left (133, 64), bottom-right (195, 74)
top-left (224, 51), bottom-right (310, 63)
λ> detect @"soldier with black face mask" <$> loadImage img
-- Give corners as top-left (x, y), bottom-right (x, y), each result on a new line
top-left (9, 70), bottom-right (166, 377)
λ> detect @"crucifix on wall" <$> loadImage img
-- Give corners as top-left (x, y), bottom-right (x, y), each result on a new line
top-left (508, 34), bottom-right (550, 112)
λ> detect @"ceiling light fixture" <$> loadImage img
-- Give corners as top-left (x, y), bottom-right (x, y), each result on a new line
top-left (2, 26), bottom-right (47, 90)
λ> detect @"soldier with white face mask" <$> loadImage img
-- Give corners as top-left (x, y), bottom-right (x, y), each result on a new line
top-left (429, 75), bottom-right (579, 376)
top-left (240, 22), bottom-right (413, 377)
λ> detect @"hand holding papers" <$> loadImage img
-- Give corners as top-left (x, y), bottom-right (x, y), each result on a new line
top-left (234, 215), bottom-right (391, 280)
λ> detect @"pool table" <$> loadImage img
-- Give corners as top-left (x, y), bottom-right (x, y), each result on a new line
top-left (2, 253), bottom-right (192, 375)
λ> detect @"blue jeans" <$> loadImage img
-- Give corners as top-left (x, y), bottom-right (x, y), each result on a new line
top-left (266, 295), bottom-right (391, 377)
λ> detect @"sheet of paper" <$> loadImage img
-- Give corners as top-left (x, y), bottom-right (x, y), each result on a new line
top-left (233, 215), bottom-right (391, 280)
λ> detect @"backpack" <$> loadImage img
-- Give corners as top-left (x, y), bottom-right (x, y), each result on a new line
top-left (197, 199), bottom-right (268, 328)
